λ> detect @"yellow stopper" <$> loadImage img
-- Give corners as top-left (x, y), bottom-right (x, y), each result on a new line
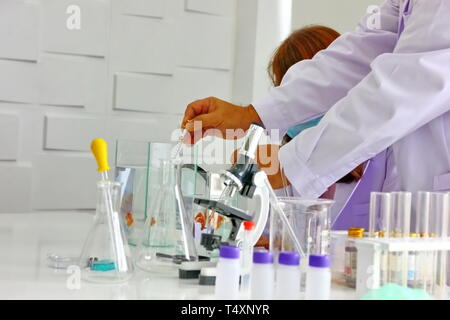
top-left (91, 138), bottom-right (110, 172)
top-left (348, 227), bottom-right (365, 238)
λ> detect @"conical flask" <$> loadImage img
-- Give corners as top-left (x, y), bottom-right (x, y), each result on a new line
top-left (136, 159), bottom-right (198, 273)
top-left (79, 180), bottom-right (134, 283)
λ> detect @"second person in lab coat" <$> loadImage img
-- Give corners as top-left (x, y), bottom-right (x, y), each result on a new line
top-left (268, 26), bottom-right (399, 229)
top-left (262, 25), bottom-right (399, 232)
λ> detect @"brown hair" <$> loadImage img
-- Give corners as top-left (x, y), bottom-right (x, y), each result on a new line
top-left (270, 25), bottom-right (364, 183)
top-left (268, 25), bottom-right (341, 86)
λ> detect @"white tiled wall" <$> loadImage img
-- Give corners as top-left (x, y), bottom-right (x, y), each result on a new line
top-left (0, 0), bottom-right (237, 212)
top-left (291, 0), bottom-right (383, 34)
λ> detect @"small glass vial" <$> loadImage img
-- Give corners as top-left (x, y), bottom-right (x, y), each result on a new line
top-left (275, 252), bottom-right (300, 300)
top-left (240, 221), bottom-right (255, 299)
top-left (344, 227), bottom-right (364, 288)
top-left (250, 251), bottom-right (274, 300)
top-left (215, 245), bottom-right (241, 300)
top-left (305, 255), bottom-right (331, 300)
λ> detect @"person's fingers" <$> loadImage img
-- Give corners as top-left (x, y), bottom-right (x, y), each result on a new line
top-left (181, 98), bottom-right (213, 128)
top-left (186, 113), bottom-right (222, 132)
top-left (183, 130), bottom-right (195, 145)
top-left (203, 127), bottom-right (224, 140)
top-left (185, 128), bottom-right (209, 145)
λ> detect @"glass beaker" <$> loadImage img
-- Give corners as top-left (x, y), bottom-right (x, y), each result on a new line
top-left (136, 159), bottom-right (198, 273)
top-left (270, 197), bottom-right (334, 258)
top-left (79, 181), bottom-right (134, 283)
top-left (270, 197), bottom-right (333, 291)
top-left (115, 141), bottom-right (175, 247)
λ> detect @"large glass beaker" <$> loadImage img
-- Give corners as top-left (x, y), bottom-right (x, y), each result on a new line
top-left (270, 197), bottom-right (334, 258)
top-left (136, 159), bottom-right (198, 273)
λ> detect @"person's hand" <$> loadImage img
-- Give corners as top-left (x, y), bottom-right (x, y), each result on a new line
top-left (232, 144), bottom-right (290, 190)
top-left (181, 97), bottom-right (262, 144)
top-left (255, 236), bottom-right (270, 249)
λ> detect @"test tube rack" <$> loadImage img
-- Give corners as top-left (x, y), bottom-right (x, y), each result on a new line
top-left (353, 236), bottom-right (450, 299)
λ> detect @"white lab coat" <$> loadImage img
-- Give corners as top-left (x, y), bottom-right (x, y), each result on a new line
top-left (253, 0), bottom-right (450, 201)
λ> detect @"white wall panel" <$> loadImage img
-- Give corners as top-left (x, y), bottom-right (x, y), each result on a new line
top-left (172, 67), bottom-right (231, 108)
top-left (0, 165), bottom-right (32, 213)
top-left (41, 0), bottom-right (109, 57)
top-left (38, 54), bottom-right (107, 112)
top-left (176, 13), bottom-right (234, 70)
top-left (0, 0), bottom-right (240, 213)
top-left (14, 108), bottom-right (45, 162)
top-left (292, 0), bottom-right (382, 34)
top-left (110, 15), bottom-right (175, 75)
top-left (185, 0), bottom-right (235, 16)
top-left (108, 117), bottom-right (180, 143)
top-left (0, 60), bottom-right (38, 104)
top-left (32, 154), bottom-right (97, 210)
top-left (113, 73), bottom-right (176, 113)
top-left (44, 115), bottom-right (106, 151)
top-left (112, 0), bottom-right (165, 18)
top-left (0, 0), bottom-right (40, 61)
top-left (0, 113), bottom-right (20, 160)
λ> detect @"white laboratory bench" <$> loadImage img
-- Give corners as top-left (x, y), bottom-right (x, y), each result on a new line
top-left (0, 212), bottom-right (357, 300)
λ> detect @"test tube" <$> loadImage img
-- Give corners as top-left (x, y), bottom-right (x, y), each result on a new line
top-left (414, 192), bottom-right (432, 290)
top-left (415, 192), bottom-right (431, 238)
top-left (369, 192), bottom-right (392, 286)
top-left (429, 192), bottom-right (449, 238)
top-left (390, 192), bottom-right (412, 238)
top-left (429, 192), bottom-right (449, 299)
top-left (369, 192), bottom-right (392, 238)
top-left (389, 192), bottom-right (411, 287)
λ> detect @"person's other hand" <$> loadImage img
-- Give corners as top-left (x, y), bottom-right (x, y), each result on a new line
top-left (232, 144), bottom-right (290, 190)
top-left (181, 97), bottom-right (262, 145)
top-left (255, 236), bottom-right (270, 249)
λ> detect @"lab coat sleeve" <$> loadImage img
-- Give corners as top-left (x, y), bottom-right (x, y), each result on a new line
top-left (281, 0), bottom-right (450, 198)
top-left (253, 0), bottom-right (400, 136)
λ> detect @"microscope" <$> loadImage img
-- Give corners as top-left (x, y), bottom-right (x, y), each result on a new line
top-left (179, 123), bottom-right (270, 280)
top-left (193, 123), bottom-right (270, 252)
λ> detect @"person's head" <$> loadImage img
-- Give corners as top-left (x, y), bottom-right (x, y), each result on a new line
top-left (268, 25), bottom-right (341, 87)
top-left (269, 25), bottom-right (364, 183)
